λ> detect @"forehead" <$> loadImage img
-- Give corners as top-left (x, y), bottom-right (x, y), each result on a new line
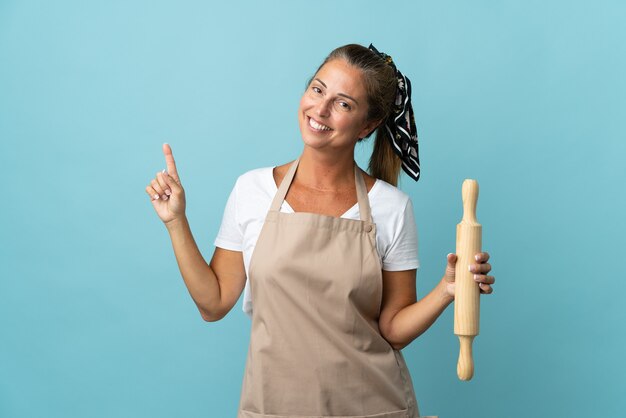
top-left (314, 59), bottom-right (366, 98)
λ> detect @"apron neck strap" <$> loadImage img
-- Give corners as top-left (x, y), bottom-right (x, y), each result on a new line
top-left (354, 162), bottom-right (372, 223)
top-left (270, 157), bottom-right (372, 223)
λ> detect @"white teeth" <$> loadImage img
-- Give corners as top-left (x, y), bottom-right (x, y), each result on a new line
top-left (309, 117), bottom-right (331, 131)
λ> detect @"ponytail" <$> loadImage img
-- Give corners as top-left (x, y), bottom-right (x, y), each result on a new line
top-left (368, 127), bottom-right (402, 187)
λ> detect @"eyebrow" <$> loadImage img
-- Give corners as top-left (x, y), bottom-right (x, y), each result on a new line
top-left (314, 78), bottom-right (359, 105)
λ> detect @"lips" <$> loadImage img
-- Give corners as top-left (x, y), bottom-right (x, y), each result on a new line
top-left (307, 116), bottom-right (332, 132)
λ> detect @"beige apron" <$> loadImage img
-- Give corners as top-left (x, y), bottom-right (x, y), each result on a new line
top-left (238, 157), bottom-right (434, 418)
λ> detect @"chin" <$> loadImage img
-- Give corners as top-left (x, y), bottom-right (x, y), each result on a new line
top-left (300, 132), bottom-right (327, 149)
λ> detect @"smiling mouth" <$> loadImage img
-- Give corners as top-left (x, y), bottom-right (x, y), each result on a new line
top-left (308, 116), bottom-right (333, 132)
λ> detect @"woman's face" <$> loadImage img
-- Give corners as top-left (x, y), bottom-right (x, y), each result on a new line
top-left (298, 58), bottom-right (379, 152)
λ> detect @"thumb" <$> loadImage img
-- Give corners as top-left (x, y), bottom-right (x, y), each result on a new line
top-left (444, 253), bottom-right (457, 282)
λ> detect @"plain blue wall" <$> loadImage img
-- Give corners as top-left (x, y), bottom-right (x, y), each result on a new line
top-left (1, 1), bottom-right (625, 417)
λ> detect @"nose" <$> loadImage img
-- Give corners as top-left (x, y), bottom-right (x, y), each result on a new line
top-left (315, 98), bottom-right (332, 118)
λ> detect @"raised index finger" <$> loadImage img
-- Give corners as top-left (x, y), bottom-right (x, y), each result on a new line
top-left (162, 143), bottom-right (180, 181)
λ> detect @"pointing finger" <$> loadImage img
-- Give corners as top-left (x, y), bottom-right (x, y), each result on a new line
top-left (163, 143), bottom-right (180, 182)
top-left (160, 170), bottom-right (183, 194)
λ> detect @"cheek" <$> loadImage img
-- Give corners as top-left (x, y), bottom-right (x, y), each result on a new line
top-left (299, 94), bottom-right (315, 112)
top-left (335, 114), bottom-right (364, 132)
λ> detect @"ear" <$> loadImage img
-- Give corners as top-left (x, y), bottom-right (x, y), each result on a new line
top-left (358, 118), bottom-right (383, 139)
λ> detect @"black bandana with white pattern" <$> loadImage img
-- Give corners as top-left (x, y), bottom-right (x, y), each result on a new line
top-left (368, 44), bottom-right (421, 182)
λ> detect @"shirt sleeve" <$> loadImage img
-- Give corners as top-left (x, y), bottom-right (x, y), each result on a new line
top-left (213, 178), bottom-right (244, 251)
top-left (382, 197), bottom-right (420, 271)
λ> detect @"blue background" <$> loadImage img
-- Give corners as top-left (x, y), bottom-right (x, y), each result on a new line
top-left (1, 1), bottom-right (625, 417)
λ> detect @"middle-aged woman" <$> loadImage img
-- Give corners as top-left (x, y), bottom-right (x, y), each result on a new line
top-left (146, 44), bottom-right (495, 418)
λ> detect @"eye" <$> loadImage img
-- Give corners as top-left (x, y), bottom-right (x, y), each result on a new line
top-left (337, 101), bottom-right (352, 111)
top-left (311, 86), bottom-right (322, 94)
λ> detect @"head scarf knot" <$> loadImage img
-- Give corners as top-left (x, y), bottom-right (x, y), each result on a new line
top-left (369, 44), bottom-right (421, 182)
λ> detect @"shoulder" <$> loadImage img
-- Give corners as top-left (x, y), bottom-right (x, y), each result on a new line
top-left (369, 178), bottom-right (419, 269)
top-left (369, 178), bottom-right (415, 235)
top-left (371, 178), bottom-right (412, 211)
top-left (237, 165), bottom-right (273, 181)
top-left (226, 166), bottom-right (277, 227)
top-left (233, 165), bottom-right (275, 193)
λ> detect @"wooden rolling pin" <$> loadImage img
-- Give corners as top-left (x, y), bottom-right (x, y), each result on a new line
top-left (454, 179), bottom-right (482, 381)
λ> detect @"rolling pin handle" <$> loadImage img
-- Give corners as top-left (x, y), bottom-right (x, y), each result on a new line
top-left (457, 335), bottom-right (475, 381)
top-left (461, 180), bottom-right (479, 224)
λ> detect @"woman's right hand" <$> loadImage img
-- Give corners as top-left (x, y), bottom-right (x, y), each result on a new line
top-left (145, 143), bottom-right (186, 224)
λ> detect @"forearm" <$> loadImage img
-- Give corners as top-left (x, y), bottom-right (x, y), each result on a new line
top-left (385, 279), bottom-right (454, 350)
top-left (165, 216), bottom-right (221, 319)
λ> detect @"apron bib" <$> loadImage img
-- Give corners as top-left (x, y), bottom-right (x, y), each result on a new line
top-left (237, 157), bottom-right (431, 418)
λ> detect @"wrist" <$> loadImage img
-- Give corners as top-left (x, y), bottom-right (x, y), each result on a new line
top-left (164, 215), bottom-right (188, 232)
top-left (438, 278), bottom-right (455, 306)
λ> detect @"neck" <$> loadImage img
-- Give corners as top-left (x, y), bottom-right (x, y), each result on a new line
top-left (295, 146), bottom-right (356, 191)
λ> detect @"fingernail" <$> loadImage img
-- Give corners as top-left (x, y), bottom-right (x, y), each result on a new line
top-left (162, 169), bottom-right (166, 174)
top-left (468, 265), bottom-right (473, 272)
top-left (153, 194), bottom-right (159, 200)
top-left (165, 189), bottom-right (171, 195)
top-left (475, 254), bottom-right (480, 261)
top-left (474, 274), bottom-right (479, 281)
top-left (163, 195), bottom-right (169, 201)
